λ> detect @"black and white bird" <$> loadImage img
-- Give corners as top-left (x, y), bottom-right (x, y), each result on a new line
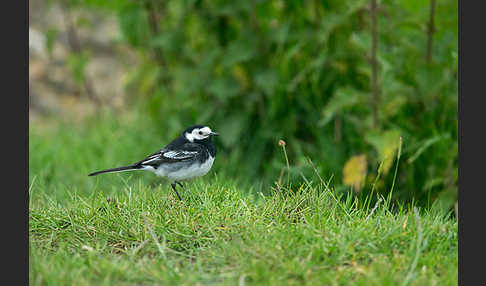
top-left (88, 125), bottom-right (219, 200)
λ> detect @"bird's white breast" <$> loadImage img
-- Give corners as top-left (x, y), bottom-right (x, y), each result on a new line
top-left (153, 156), bottom-right (215, 181)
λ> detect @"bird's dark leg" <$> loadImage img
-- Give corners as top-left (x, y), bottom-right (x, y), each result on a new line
top-left (171, 182), bottom-right (182, 201)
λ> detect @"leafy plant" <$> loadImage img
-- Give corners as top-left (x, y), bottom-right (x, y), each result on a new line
top-left (50, 0), bottom-right (457, 211)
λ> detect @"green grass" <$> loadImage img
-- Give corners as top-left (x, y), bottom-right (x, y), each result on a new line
top-left (29, 116), bottom-right (457, 285)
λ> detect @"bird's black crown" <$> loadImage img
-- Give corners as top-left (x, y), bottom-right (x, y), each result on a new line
top-left (183, 125), bottom-right (207, 134)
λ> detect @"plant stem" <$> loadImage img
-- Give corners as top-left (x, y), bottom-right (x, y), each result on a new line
top-left (282, 145), bottom-right (290, 185)
top-left (371, 0), bottom-right (379, 128)
top-left (334, 113), bottom-right (342, 143)
top-left (144, 1), bottom-right (169, 85)
top-left (426, 0), bottom-right (436, 64)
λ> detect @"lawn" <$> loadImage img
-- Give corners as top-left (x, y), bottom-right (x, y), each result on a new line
top-left (29, 116), bottom-right (457, 285)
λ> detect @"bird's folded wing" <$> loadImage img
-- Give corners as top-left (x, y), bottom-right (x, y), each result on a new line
top-left (136, 144), bottom-right (201, 167)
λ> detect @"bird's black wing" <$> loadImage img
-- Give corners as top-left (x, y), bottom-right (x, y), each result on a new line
top-left (134, 143), bottom-right (203, 168)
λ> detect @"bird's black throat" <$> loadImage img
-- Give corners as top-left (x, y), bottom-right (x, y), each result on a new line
top-left (196, 137), bottom-right (217, 158)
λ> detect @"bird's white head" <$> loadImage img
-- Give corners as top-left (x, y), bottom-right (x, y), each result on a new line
top-left (184, 125), bottom-right (219, 142)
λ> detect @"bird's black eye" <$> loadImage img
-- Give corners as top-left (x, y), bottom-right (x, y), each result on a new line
top-left (198, 131), bottom-right (203, 135)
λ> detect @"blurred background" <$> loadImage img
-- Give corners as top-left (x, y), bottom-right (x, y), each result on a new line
top-left (29, 0), bottom-right (457, 213)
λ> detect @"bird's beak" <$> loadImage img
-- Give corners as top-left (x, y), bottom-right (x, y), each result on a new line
top-left (210, 131), bottom-right (219, 136)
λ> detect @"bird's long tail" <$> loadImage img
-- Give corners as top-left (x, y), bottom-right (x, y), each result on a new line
top-left (88, 165), bottom-right (142, 176)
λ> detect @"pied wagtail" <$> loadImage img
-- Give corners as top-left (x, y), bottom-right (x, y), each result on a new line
top-left (88, 125), bottom-right (219, 200)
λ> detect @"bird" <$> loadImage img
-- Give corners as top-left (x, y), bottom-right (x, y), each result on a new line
top-left (88, 125), bottom-right (219, 200)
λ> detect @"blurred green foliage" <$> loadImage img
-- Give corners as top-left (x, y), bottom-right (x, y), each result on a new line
top-left (60, 0), bottom-right (457, 210)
